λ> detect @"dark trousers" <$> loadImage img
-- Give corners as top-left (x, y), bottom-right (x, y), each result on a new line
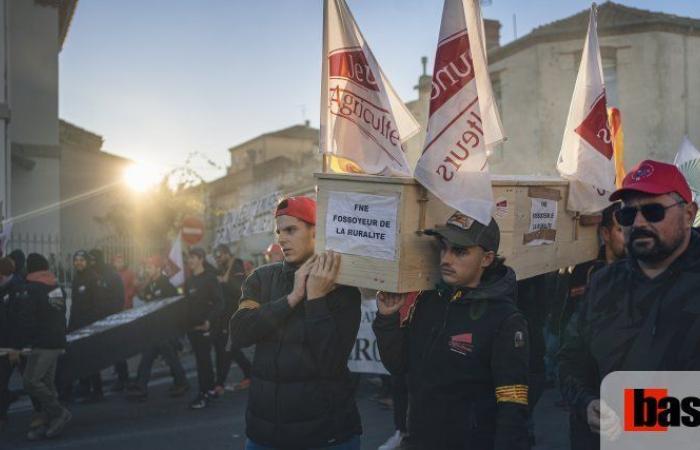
top-left (213, 332), bottom-right (251, 386)
top-left (0, 356), bottom-right (11, 419)
top-left (391, 374), bottom-right (408, 433)
top-left (79, 372), bottom-right (103, 396)
top-left (23, 349), bottom-right (67, 420)
top-left (136, 340), bottom-right (187, 389)
top-left (114, 360), bottom-right (129, 382)
top-left (188, 331), bottom-right (215, 394)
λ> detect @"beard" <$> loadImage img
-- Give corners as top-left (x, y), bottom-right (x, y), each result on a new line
top-left (626, 227), bottom-right (684, 263)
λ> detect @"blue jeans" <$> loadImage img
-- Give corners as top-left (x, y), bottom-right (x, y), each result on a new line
top-left (244, 435), bottom-right (360, 450)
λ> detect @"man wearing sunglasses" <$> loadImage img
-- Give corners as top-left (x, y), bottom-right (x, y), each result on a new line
top-left (559, 159), bottom-right (700, 446)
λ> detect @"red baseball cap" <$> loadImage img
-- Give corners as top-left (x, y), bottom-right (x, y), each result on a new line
top-left (275, 196), bottom-right (316, 225)
top-left (609, 159), bottom-right (693, 203)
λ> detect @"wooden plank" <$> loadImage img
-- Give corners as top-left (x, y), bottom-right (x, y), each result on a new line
top-left (528, 186), bottom-right (562, 201)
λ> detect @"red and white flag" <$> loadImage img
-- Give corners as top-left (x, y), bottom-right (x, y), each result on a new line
top-left (166, 234), bottom-right (185, 288)
top-left (414, 0), bottom-right (505, 225)
top-left (320, 0), bottom-right (419, 176)
top-left (556, 5), bottom-right (615, 214)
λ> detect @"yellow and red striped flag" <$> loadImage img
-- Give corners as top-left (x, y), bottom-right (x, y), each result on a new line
top-left (608, 107), bottom-right (625, 188)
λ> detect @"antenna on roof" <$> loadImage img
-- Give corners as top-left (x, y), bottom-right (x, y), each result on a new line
top-left (513, 13), bottom-right (517, 39)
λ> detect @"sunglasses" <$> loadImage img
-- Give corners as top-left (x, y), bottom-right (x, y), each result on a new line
top-left (614, 201), bottom-right (684, 227)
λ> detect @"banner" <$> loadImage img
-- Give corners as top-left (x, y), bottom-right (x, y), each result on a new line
top-left (347, 299), bottom-right (389, 375)
top-left (414, 0), bottom-right (505, 226)
top-left (214, 192), bottom-right (282, 245)
top-left (320, 0), bottom-right (419, 176)
top-left (556, 5), bottom-right (615, 214)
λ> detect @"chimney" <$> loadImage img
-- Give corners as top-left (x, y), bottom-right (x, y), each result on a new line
top-left (484, 19), bottom-right (501, 50)
top-left (304, 120), bottom-right (310, 127)
top-left (415, 56), bottom-right (432, 102)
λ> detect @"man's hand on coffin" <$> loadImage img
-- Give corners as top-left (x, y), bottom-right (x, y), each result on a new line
top-left (376, 292), bottom-right (407, 316)
top-left (288, 255), bottom-right (318, 307)
top-left (306, 251), bottom-right (340, 301)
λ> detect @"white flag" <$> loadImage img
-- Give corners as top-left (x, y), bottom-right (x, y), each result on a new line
top-left (320, 0), bottom-right (419, 176)
top-left (167, 234), bottom-right (185, 288)
top-left (414, 0), bottom-right (505, 225)
top-left (674, 136), bottom-right (700, 198)
top-left (556, 5), bottom-right (615, 214)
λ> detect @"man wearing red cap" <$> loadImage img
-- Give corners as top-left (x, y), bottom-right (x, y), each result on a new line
top-left (559, 160), bottom-right (700, 447)
top-left (228, 196), bottom-right (362, 450)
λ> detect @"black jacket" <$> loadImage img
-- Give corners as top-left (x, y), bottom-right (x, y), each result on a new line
top-left (218, 268), bottom-right (244, 330)
top-left (95, 266), bottom-right (125, 319)
top-left (69, 268), bottom-right (100, 331)
top-left (14, 271), bottom-right (67, 349)
top-left (228, 261), bottom-right (362, 449)
top-left (373, 266), bottom-right (530, 450)
top-left (142, 274), bottom-right (178, 302)
top-left (559, 231), bottom-right (700, 431)
top-left (0, 274), bottom-right (24, 347)
top-left (185, 268), bottom-right (224, 329)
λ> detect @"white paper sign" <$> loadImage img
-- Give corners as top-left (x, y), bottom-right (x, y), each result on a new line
top-left (347, 299), bottom-right (389, 375)
top-left (527, 197), bottom-right (558, 246)
top-left (325, 191), bottom-right (399, 260)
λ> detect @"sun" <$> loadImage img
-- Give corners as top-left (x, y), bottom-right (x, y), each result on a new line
top-left (123, 162), bottom-right (160, 192)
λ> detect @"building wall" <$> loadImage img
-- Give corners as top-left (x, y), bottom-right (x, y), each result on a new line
top-left (489, 30), bottom-right (700, 176)
top-left (7, 0), bottom-right (61, 236)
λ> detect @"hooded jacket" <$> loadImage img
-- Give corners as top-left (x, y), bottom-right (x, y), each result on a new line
top-left (14, 270), bottom-right (66, 349)
top-left (69, 267), bottom-right (101, 331)
top-left (559, 230), bottom-right (700, 433)
top-left (228, 261), bottom-right (362, 449)
top-left (373, 265), bottom-right (530, 450)
top-left (89, 250), bottom-right (125, 318)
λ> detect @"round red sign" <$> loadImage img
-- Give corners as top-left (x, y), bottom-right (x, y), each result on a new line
top-left (181, 216), bottom-right (205, 246)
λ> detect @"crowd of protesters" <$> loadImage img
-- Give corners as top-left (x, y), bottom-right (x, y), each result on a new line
top-left (1, 158), bottom-right (699, 449)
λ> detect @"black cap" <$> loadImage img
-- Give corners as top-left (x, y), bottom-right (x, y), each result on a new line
top-left (26, 253), bottom-right (49, 274)
top-left (425, 212), bottom-right (500, 253)
top-left (188, 247), bottom-right (206, 259)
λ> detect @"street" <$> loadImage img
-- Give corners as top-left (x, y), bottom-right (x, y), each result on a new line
top-left (2, 352), bottom-right (569, 450)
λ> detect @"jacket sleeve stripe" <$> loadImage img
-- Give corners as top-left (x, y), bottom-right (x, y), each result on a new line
top-left (238, 299), bottom-right (261, 310)
top-left (495, 384), bottom-right (529, 405)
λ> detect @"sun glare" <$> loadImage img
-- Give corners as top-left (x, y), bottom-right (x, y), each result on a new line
top-left (123, 162), bottom-right (159, 192)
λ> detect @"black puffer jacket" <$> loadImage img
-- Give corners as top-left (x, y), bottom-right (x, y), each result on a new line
top-left (228, 261), bottom-right (362, 449)
top-left (559, 230), bottom-right (700, 433)
top-left (142, 274), bottom-right (178, 302)
top-left (14, 271), bottom-right (66, 349)
top-left (373, 266), bottom-right (530, 450)
top-left (69, 268), bottom-right (100, 331)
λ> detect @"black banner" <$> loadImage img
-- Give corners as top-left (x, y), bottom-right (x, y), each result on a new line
top-left (58, 296), bottom-right (189, 382)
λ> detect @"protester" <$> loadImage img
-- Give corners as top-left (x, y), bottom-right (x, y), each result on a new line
top-left (213, 245), bottom-right (251, 394)
top-left (88, 249), bottom-right (130, 392)
top-left (184, 247), bottom-right (224, 410)
top-left (0, 257), bottom-right (22, 431)
top-left (558, 202), bottom-right (625, 450)
top-left (373, 212), bottom-right (530, 450)
top-left (68, 250), bottom-right (104, 402)
top-left (12, 253), bottom-right (70, 440)
top-left (8, 250), bottom-right (26, 280)
top-left (113, 254), bottom-right (137, 310)
top-left (228, 196), bottom-right (362, 450)
top-left (263, 243), bottom-right (284, 264)
top-left (559, 160), bottom-right (700, 447)
top-left (127, 255), bottom-right (189, 401)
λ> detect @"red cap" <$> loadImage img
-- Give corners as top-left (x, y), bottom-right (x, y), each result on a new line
top-left (275, 196), bottom-right (316, 225)
top-left (609, 159), bottom-right (693, 203)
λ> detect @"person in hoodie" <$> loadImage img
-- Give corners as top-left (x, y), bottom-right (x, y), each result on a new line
top-left (127, 255), bottom-right (188, 401)
top-left (87, 249), bottom-right (130, 392)
top-left (559, 160), bottom-right (700, 447)
top-left (373, 212), bottom-right (530, 450)
top-left (12, 253), bottom-right (71, 440)
top-left (185, 247), bottom-right (224, 410)
top-left (69, 250), bottom-right (104, 402)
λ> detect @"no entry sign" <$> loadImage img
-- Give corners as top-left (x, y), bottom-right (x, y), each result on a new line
top-left (181, 216), bottom-right (205, 246)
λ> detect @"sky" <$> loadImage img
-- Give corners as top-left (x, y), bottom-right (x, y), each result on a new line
top-left (59, 0), bottom-right (700, 181)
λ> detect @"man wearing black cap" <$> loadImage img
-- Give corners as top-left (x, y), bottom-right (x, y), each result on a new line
top-left (185, 247), bottom-right (224, 410)
top-left (559, 160), bottom-right (700, 447)
top-left (373, 212), bottom-right (530, 450)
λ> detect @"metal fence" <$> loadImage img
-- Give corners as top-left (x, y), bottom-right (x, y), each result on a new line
top-left (5, 233), bottom-right (161, 290)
